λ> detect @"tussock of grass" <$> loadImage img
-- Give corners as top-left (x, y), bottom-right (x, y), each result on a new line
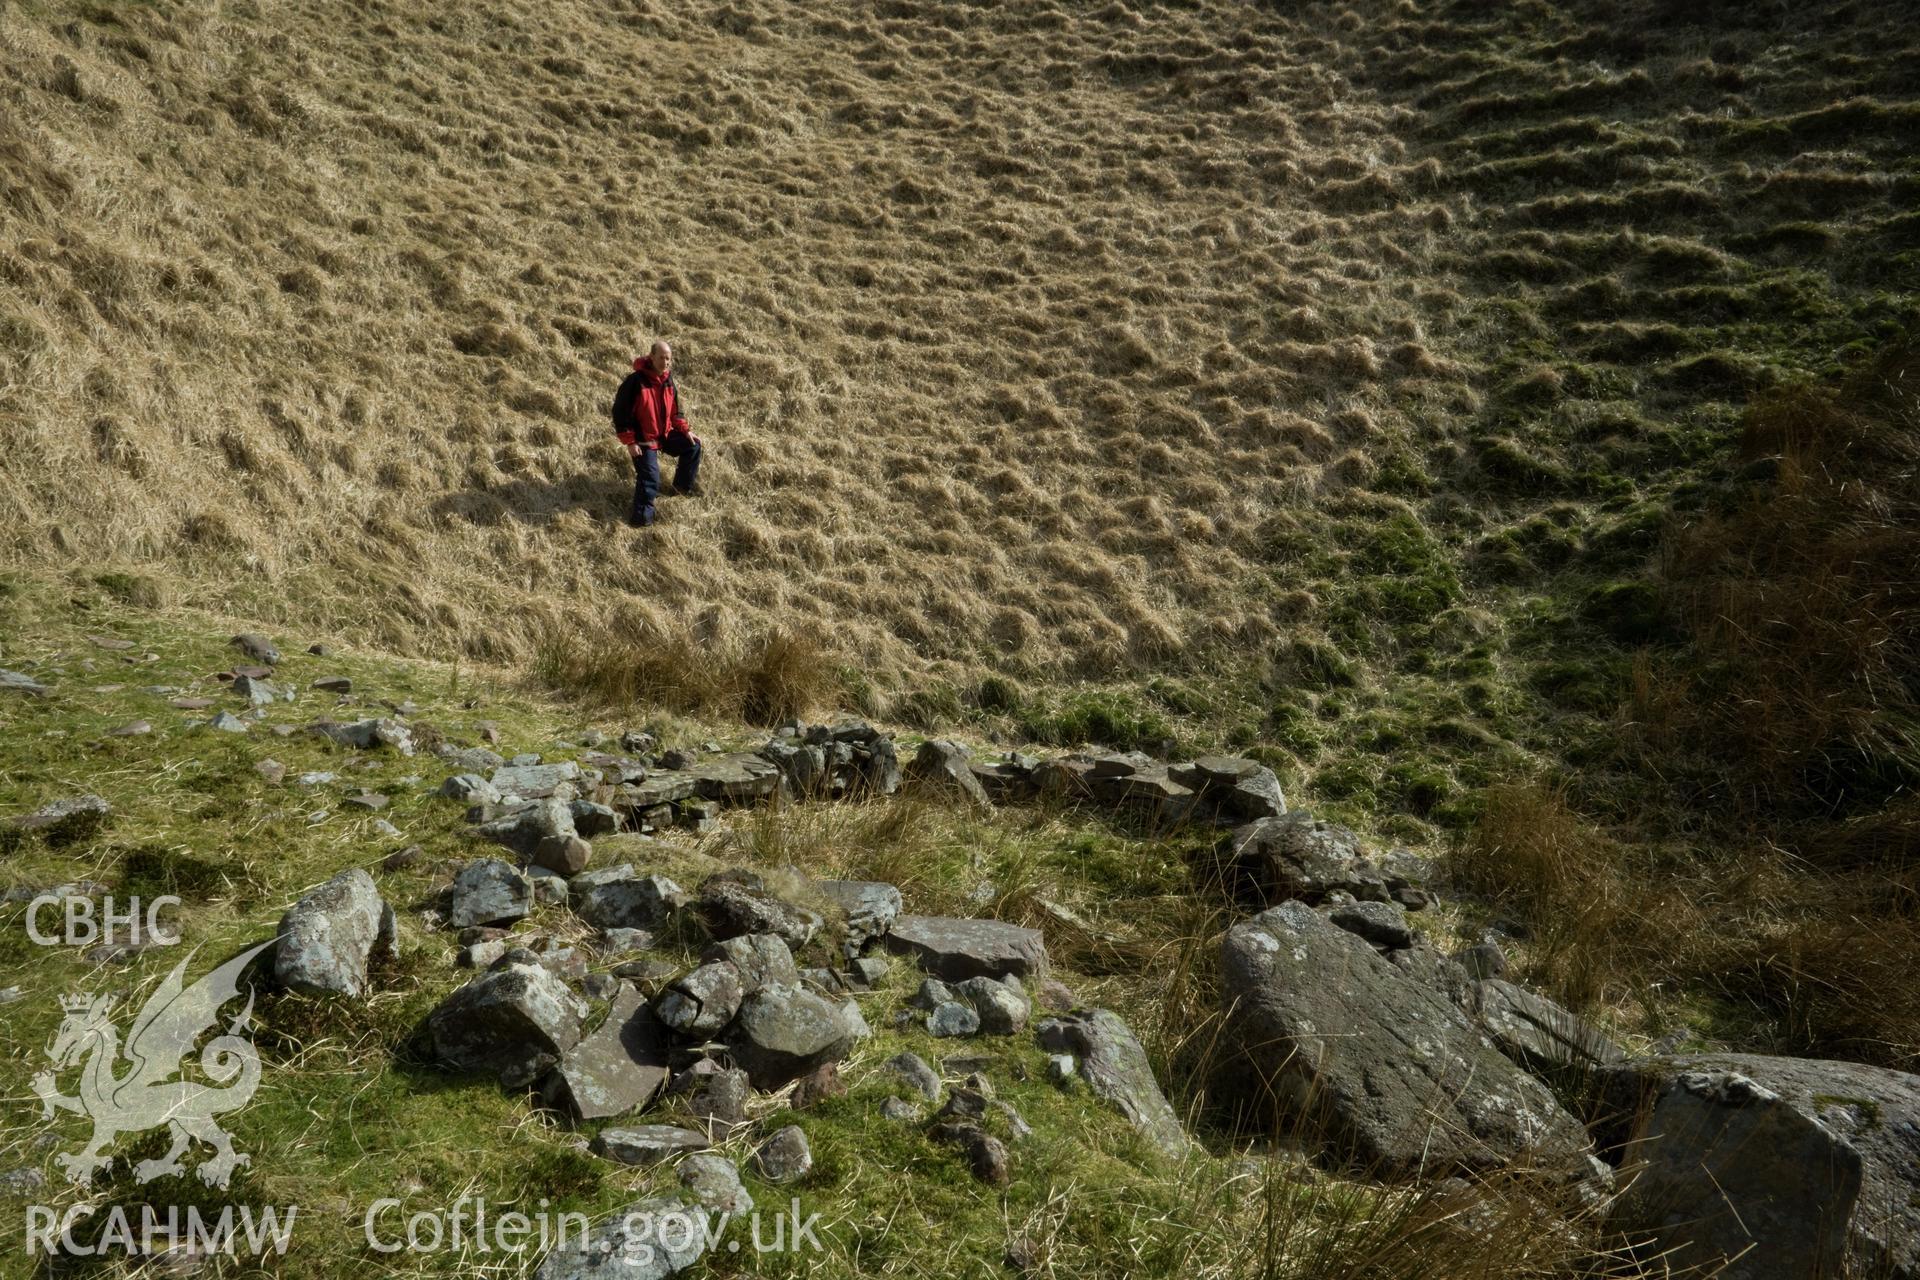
top-left (531, 620), bottom-right (837, 727)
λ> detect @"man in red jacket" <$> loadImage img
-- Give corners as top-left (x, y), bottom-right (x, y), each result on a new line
top-left (610, 340), bottom-right (703, 527)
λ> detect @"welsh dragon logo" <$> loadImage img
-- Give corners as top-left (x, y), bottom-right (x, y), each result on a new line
top-left (32, 940), bottom-right (275, 1188)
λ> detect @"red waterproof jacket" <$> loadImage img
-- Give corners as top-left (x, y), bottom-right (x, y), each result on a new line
top-left (611, 358), bottom-right (689, 448)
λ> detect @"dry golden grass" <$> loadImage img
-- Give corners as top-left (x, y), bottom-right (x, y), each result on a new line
top-left (0, 0), bottom-right (1478, 688)
top-left (2, 0), bottom-right (1913, 752)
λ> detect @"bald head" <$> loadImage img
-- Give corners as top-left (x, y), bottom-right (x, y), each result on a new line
top-left (647, 341), bottom-right (673, 374)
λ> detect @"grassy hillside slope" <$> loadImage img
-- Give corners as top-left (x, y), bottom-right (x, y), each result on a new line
top-left (6, 0), bottom-right (1908, 698)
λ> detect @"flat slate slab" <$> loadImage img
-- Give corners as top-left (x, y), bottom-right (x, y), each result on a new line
top-left (690, 753), bottom-right (782, 802)
top-left (886, 915), bottom-right (1049, 981)
top-left (590, 1125), bottom-right (709, 1166)
top-left (490, 760), bottom-right (582, 799)
top-left (540, 982), bottom-right (672, 1122)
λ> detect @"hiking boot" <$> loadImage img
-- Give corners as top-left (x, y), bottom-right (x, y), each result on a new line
top-left (671, 483), bottom-right (701, 499)
top-left (628, 509), bottom-right (656, 528)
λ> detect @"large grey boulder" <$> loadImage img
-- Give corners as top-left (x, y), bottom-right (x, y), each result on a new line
top-left (905, 740), bottom-right (992, 809)
top-left (428, 961), bottom-right (588, 1075)
top-left (1218, 902), bottom-right (1598, 1182)
top-left (726, 984), bottom-right (854, 1089)
top-left (1035, 1009), bottom-right (1188, 1159)
top-left (816, 880), bottom-right (901, 949)
top-left (534, 1196), bottom-right (707, 1280)
top-left (572, 867), bottom-right (685, 931)
top-left (1604, 1054), bottom-right (1920, 1280)
top-left (273, 868), bottom-right (396, 997)
top-left (887, 915), bottom-right (1049, 981)
top-left (447, 858), bottom-right (531, 929)
top-left (539, 982), bottom-right (672, 1122)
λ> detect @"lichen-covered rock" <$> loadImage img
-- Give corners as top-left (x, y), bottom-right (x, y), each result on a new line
top-left (725, 984), bottom-right (854, 1089)
top-left (751, 1125), bottom-right (813, 1184)
top-left (447, 858), bottom-right (531, 929)
top-left (1034, 1009), bottom-right (1188, 1159)
top-left (886, 1051), bottom-right (942, 1102)
top-left (701, 933), bottom-right (798, 994)
top-left (954, 975), bottom-right (1030, 1036)
top-left (490, 760), bottom-right (582, 799)
top-left (817, 879), bottom-right (903, 949)
top-left (928, 1001), bottom-right (980, 1038)
top-left (1602, 1054), bottom-right (1920, 1280)
top-left (1225, 813), bottom-right (1405, 905)
top-left (654, 961), bottom-right (745, 1039)
top-left (591, 1126), bottom-right (709, 1167)
top-left (887, 915), bottom-right (1049, 981)
top-left (692, 873), bottom-right (819, 948)
top-left (475, 796), bottom-right (591, 875)
top-left (273, 868), bottom-right (396, 997)
top-left (539, 982), bottom-right (672, 1122)
top-left (689, 753), bottom-right (783, 803)
top-left (572, 866), bottom-right (686, 931)
top-left (428, 961), bottom-right (588, 1075)
top-left (1219, 902), bottom-right (1600, 1182)
top-left (678, 1153), bottom-right (752, 1217)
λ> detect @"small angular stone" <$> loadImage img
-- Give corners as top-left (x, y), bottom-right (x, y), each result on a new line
top-left (751, 1126), bottom-right (813, 1184)
top-left (929, 1001), bottom-right (981, 1038)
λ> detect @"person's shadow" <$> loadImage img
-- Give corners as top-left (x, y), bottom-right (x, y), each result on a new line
top-left (429, 460), bottom-right (635, 528)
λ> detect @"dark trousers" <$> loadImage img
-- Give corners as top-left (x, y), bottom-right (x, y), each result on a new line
top-left (630, 430), bottom-right (702, 523)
